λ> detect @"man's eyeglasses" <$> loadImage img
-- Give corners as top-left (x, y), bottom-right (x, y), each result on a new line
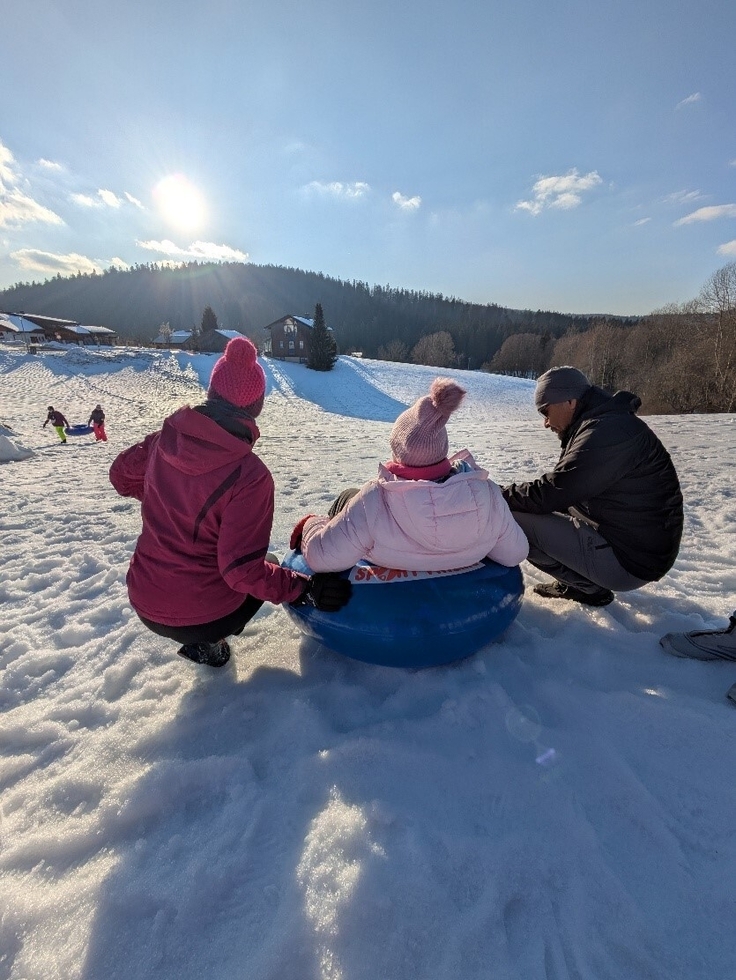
top-left (538, 405), bottom-right (549, 418)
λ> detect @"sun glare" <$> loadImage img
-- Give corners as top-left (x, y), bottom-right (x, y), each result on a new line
top-left (153, 174), bottom-right (206, 232)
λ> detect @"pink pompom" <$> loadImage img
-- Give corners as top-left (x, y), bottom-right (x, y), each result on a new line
top-left (225, 336), bottom-right (257, 368)
top-left (429, 377), bottom-right (466, 417)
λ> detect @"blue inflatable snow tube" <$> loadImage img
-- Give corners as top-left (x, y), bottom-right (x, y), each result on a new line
top-left (64, 424), bottom-right (93, 436)
top-left (282, 550), bottom-right (523, 668)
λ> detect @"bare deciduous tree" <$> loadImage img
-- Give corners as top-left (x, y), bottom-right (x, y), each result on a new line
top-left (377, 340), bottom-right (410, 362)
top-left (488, 333), bottom-right (551, 377)
top-left (411, 331), bottom-right (456, 368)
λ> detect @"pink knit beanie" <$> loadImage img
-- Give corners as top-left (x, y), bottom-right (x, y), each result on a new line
top-left (208, 336), bottom-right (266, 415)
top-left (389, 378), bottom-right (466, 467)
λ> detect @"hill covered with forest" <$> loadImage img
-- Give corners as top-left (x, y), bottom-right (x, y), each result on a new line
top-left (0, 261), bottom-right (626, 368)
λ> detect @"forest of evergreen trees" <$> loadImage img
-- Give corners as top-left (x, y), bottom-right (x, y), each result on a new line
top-left (0, 261), bottom-right (611, 368)
top-left (2, 259), bottom-right (732, 413)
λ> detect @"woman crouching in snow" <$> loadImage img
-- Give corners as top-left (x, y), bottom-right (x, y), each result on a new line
top-left (110, 336), bottom-right (351, 668)
top-left (290, 378), bottom-right (529, 575)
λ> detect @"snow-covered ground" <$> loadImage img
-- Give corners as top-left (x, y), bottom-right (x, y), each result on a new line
top-left (1, 345), bottom-right (734, 980)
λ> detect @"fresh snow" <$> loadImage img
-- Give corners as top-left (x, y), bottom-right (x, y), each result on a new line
top-left (0, 345), bottom-right (734, 980)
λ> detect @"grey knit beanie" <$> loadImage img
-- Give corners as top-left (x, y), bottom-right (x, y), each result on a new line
top-left (534, 366), bottom-right (591, 410)
top-left (390, 378), bottom-right (466, 467)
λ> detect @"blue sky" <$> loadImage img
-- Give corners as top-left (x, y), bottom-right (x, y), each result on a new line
top-left (1, 0), bottom-right (735, 315)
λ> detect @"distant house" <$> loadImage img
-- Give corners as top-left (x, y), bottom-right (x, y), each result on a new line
top-left (74, 325), bottom-right (117, 346)
top-left (187, 328), bottom-right (247, 353)
top-left (0, 312), bottom-right (117, 346)
top-left (264, 314), bottom-right (334, 363)
top-left (0, 313), bottom-right (46, 345)
top-left (153, 330), bottom-right (192, 348)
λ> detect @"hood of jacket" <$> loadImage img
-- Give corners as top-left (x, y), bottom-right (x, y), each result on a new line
top-left (156, 406), bottom-right (259, 477)
top-left (561, 387), bottom-right (641, 449)
top-left (374, 451), bottom-right (493, 556)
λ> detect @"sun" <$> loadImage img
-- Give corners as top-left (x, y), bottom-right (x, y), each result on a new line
top-left (153, 174), bottom-right (206, 233)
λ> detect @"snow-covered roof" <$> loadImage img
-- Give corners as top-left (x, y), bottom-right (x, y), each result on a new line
top-left (215, 329), bottom-right (244, 339)
top-left (154, 330), bottom-right (193, 344)
top-left (76, 325), bottom-right (117, 335)
top-left (292, 316), bottom-right (314, 328)
top-left (0, 313), bottom-right (45, 334)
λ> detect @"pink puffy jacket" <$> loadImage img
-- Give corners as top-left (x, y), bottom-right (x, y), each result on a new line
top-left (301, 450), bottom-right (529, 573)
top-left (110, 407), bottom-right (306, 626)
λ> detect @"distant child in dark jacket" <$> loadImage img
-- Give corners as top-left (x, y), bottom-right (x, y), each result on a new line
top-left (42, 406), bottom-right (69, 444)
top-left (109, 336), bottom-right (351, 668)
top-left (88, 404), bottom-right (107, 441)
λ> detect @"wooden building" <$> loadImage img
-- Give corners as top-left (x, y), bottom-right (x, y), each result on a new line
top-left (2, 312), bottom-right (117, 346)
top-left (263, 314), bottom-right (334, 363)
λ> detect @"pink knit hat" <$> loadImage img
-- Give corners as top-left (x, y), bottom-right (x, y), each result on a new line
top-left (208, 336), bottom-right (266, 415)
top-left (389, 378), bottom-right (466, 467)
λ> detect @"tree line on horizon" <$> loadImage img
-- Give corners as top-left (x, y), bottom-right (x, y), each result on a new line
top-left (0, 259), bottom-right (615, 366)
top-left (487, 262), bottom-right (736, 414)
top-left (1, 259), bottom-right (732, 413)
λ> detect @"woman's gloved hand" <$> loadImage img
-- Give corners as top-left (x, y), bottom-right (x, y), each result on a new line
top-left (292, 573), bottom-right (352, 612)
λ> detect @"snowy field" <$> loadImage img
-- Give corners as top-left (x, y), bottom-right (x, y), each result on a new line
top-left (1, 344), bottom-right (734, 980)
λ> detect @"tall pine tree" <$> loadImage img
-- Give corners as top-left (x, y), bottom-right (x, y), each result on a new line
top-left (307, 302), bottom-right (337, 371)
top-left (201, 305), bottom-right (218, 333)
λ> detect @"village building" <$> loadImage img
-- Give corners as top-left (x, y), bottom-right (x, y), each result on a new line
top-left (0, 312), bottom-right (117, 346)
top-left (0, 313), bottom-right (46, 345)
top-left (153, 330), bottom-right (193, 348)
top-left (263, 314), bottom-right (334, 363)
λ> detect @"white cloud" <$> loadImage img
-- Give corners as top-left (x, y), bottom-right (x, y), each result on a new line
top-left (717, 240), bottom-right (736, 257)
top-left (674, 204), bottom-right (736, 226)
top-left (108, 256), bottom-right (130, 269)
top-left (392, 191), bottom-right (422, 211)
top-left (730, 160), bottom-right (736, 168)
top-left (71, 193), bottom-right (101, 208)
top-left (72, 188), bottom-right (129, 209)
top-left (633, 218), bottom-right (651, 226)
top-left (1, 190), bottom-right (63, 228)
top-left (98, 189), bottom-right (123, 208)
top-left (675, 92), bottom-right (701, 110)
top-left (125, 192), bottom-right (144, 209)
top-left (0, 140), bottom-right (15, 185)
top-left (136, 239), bottom-right (249, 262)
top-left (304, 180), bottom-right (370, 200)
top-left (37, 158), bottom-right (63, 172)
top-left (662, 190), bottom-right (703, 206)
top-left (0, 139), bottom-right (63, 228)
top-left (515, 169), bottom-right (603, 215)
top-left (10, 248), bottom-right (103, 276)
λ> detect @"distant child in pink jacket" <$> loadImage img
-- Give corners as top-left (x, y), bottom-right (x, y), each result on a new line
top-left (292, 378), bottom-right (529, 574)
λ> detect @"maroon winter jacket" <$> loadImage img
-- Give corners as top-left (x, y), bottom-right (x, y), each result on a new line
top-left (109, 407), bottom-right (306, 626)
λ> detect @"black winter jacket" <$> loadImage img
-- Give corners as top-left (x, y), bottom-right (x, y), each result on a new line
top-left (502, 387), bottom-right (683, 581)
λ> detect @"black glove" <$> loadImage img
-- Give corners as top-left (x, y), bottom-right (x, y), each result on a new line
top-left (294, 573), bottom-right (352, 612)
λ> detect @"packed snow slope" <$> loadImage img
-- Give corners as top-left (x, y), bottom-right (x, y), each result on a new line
top-left (1, 345), bottom-right (734, 980)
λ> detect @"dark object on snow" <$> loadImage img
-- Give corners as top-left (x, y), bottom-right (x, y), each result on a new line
top-left (726, 684), bottom-right (736, 707)
top-left (293, 573), bottom-right (352, 612)
top-left (177, 639), bottom-right (231, 667)
top-left (660, 612), bottom-right (736, 661)
top-left (533, 581), bottom-right (614, 607)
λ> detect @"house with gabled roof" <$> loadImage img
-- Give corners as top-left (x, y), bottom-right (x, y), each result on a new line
top-left (263, 314), bottom-right (334, 363)
top-left (0, 313), bottom-right (46, 345)
top-left (189, 328), bottom-right (247, 353)
top-left (1, 312), bottom-right (117, 346)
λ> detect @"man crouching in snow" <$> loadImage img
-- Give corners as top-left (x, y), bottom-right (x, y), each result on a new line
top-left (502, 366), bottom-right (683, 607)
